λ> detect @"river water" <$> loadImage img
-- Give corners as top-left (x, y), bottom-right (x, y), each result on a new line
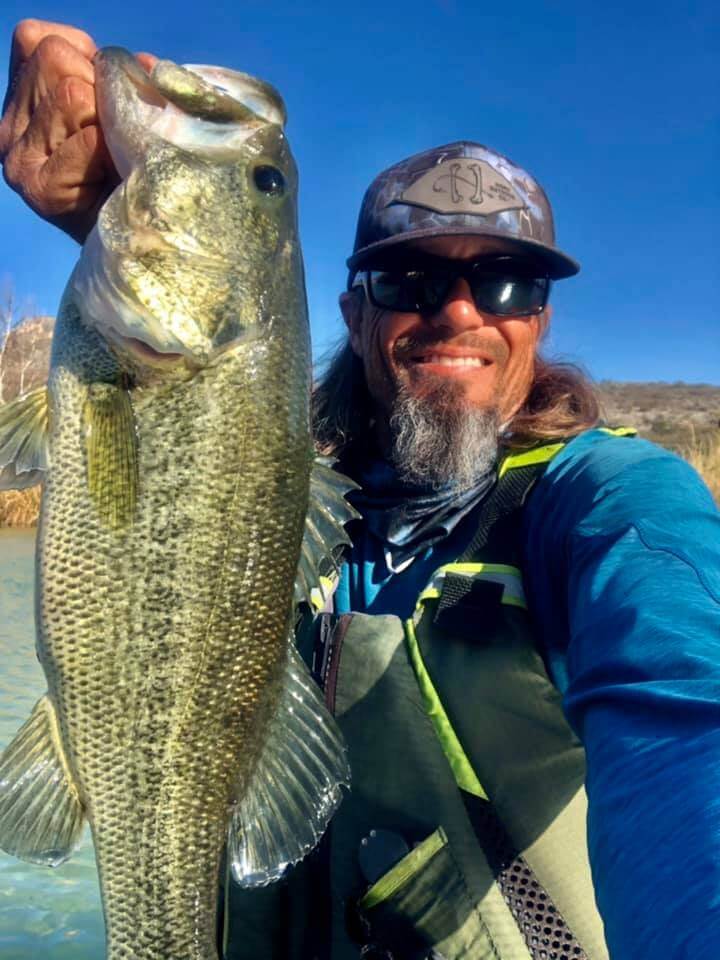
top-left (0, 529), bottom-right (105, 959)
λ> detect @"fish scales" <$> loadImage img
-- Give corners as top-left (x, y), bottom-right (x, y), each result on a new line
top-left (0, 48), bottom-right (351, 960)
top-left (41, 264), bottom-right (310, 955)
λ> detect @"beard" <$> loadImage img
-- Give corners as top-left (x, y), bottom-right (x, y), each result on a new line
top-left (387, 377), bottom-right (499, 491)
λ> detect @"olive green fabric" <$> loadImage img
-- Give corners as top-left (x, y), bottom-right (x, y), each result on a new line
top-left (412, 587), bottom-right (608, 957)
top-left (223, 609), bottom-right (607, 958)
top-left (223, 440), bottom-right (615, 958)
top-left (224, 614), bottom-right (531, 958)
top-left (357, 827), bottom-right (520, 958)
top-left (328, 613), bottom-right (534, 959)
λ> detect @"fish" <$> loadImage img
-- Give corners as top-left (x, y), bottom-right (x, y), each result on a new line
top-left (0, 47), bottom-right (355, 960)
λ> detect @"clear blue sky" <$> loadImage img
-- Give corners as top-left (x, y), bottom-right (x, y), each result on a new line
top-left (0, 0), bottom-right (718, 383)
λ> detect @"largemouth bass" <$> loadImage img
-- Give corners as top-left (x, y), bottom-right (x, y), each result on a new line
top-left (0, 47), bottom-right (353, 959)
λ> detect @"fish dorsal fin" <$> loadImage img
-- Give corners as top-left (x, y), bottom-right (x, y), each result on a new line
top-left (227, 641), bottom-right (349, 887)
top-left (0, 695), bottom-right (85, 866)
top-left (83, 381), bottom-right (139, 531)
top-left (294, 457), bottom-right (360, 609)
top-left (0, 386), bottom-right (49, 490)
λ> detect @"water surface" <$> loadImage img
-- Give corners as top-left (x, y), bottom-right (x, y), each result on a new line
top-left (0, 528), bottom-right (105, 959)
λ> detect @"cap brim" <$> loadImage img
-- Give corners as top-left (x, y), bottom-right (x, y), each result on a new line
top-left (347, 224), bottom-right (580, 280)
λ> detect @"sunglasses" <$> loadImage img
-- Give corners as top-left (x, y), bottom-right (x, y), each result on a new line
top-left (352, 256), bottom-right (551, 318)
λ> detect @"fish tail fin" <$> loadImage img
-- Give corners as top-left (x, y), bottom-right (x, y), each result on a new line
top-left (227, 642), bottom-right (349, 887)
top-left (0, 695), bottom-right (85, 866)
top-left (0, 386), bottom-right (49, 490)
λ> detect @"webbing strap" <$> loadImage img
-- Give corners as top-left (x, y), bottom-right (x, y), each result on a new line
top-left (459, 463), bottom-right (545, 564)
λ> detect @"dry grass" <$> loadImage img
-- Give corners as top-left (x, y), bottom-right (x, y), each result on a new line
top-left (682, 432), bottom-right (720, 504)
top-left (0, 485), bottom-right (41, 527)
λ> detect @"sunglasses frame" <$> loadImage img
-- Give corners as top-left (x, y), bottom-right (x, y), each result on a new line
top-left (352, 255), bottom-right (552, 318)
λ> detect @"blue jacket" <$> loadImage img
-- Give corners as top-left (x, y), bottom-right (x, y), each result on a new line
top-left (336, 428), bottom-right (720, 959)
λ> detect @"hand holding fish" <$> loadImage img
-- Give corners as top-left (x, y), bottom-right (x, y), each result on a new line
top-left (0, 20), bottom-right (154, 243)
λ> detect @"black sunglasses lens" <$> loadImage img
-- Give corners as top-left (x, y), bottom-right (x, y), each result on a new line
top-left (470, 275), bottom-right (548, 316)
top-left (368, 270), bottom-right (421, 311)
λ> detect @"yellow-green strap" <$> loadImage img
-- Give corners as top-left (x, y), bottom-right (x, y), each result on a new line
top-left (309, 575), bottom-right (336, 613)
top-left (498, 427), bottom-right (636, 479)
top-left (403, 619), bottom-right (488, 800)
top-left (599, 426), bottom-right (636, 437)
top-left (415, 563), bottom-right (526, 614)
top-left (498, 441), bottom-right (566, 478)
top-left (358, 827), bottom-right (448, 910)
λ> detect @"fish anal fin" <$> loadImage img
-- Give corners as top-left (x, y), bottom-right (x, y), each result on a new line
top-left (0, 695), bottom-right (85, 867)
top-left (83, 380), bottom-right (138, 532)
top-left (227, 642), bottom-right (349, 887)
top-left (0, 386), bottom-right (49, 490)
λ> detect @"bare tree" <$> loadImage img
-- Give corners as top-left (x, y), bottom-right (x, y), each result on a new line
top-left (0, 281), bottom-right (19, 404)
top-left (0, 279), bottom-right (53, 403)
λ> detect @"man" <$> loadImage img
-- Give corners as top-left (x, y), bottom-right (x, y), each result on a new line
top-left (2, 20), bottom-right (720, 960)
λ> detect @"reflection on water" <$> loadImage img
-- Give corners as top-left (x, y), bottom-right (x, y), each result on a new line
top-left (0, 529), bottom-right (105, 959)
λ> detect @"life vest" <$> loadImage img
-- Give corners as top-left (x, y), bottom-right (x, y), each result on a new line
top-left (223, 431), bottom-right (634, 959)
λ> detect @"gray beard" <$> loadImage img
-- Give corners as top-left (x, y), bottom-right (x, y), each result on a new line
top-left (387, 380), bottom-right (499, 490)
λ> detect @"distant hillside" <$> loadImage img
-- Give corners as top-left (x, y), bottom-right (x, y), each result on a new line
top-left (596, 380), bottom-right (720, 450)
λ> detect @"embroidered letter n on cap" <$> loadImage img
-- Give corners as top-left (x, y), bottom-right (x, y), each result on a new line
top-left (399, 159), bottom-right (525, 217)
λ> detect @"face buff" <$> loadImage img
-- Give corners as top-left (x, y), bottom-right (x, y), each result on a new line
top-left (351, 457), bottom-right (496, 570)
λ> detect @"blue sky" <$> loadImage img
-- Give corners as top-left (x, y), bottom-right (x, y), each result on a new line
top-left (0, 0), bottom-right (717, 383)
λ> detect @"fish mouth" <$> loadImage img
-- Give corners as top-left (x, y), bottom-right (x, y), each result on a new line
top-left (93, 47), bottom-right (286, 177)
top-left (120, 336), bottom-right (186, 367)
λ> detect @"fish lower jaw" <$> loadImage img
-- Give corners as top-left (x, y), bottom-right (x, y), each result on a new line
top-left (112, 333), bottom-right (208, 381)
top-left (122, 335), bottom-right (188, 365)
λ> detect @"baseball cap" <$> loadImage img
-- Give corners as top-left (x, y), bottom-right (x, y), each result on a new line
top-left (347, 141), bottom-right (579, 282)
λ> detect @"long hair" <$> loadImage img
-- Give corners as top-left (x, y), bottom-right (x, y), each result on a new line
top-left (312, 338), bottom-right (600, 463)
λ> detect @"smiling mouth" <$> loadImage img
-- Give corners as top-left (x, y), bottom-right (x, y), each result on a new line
top-left (411, 355), bottom-right (492, 368)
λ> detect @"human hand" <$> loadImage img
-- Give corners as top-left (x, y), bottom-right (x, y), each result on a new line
top-left (0, 20), bottom-right (154, 244)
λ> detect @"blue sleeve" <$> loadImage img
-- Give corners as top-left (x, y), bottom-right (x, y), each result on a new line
top-left (523, 430), bottom-right (720, 959)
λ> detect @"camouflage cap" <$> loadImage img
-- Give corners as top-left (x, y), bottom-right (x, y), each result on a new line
top-left (347, 141), bottom-right (579, 282)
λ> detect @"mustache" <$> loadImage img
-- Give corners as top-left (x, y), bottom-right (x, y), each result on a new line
top-left (392, 332), bottom-right (508, 365)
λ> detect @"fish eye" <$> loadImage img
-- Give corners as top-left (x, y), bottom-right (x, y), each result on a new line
top-left (253, 164), bottom-right (285, 197)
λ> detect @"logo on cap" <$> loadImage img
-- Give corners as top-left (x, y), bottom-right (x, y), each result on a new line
top-left (398, 158), bottom-right (524, 216)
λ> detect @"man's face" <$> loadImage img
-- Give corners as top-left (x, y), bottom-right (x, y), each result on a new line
top-left (341, 236), bottom-right (550, 431)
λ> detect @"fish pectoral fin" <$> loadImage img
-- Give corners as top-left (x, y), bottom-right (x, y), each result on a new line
top-left (294, 457), bottom-right (360, 611)
top-left (0, 694), bottom-right (85, 866)
top-left (83, 381), bottom-right (138, 531)
top-left (0, 386), bottom-right (49, 490)
top-left (227, 641), bottom-right (350, 887)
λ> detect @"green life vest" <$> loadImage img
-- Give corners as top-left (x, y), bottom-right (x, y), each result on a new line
top-left (222, 434), bottom-right (633, 959)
